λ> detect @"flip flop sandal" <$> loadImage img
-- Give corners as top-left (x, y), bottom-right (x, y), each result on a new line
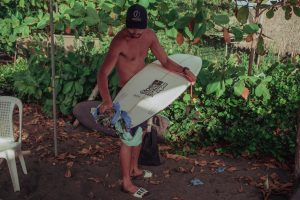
top-left (131, 170), bottom-right (153, 180)
top-left (121, 187), bottom-right (150, 199)
top-left (132, 187), bottom-right (150, 198)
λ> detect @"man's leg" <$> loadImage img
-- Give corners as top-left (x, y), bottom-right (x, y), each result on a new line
top-left (120, 142), bottom-right (138, 193)
top-left (130, 118), bottom-right (152, 176)
top-left (130, 144), bottom-right (143, 176)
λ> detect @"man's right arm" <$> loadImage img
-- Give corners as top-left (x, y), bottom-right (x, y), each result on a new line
top-left (97, 39), bottom-right (121, 112)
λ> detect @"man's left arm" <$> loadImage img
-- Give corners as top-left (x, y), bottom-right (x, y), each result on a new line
top-left (149, 30), bottom-right (197, 83)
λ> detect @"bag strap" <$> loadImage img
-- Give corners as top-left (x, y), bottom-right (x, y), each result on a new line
top-left (146, 117), bottom-right (153, 133)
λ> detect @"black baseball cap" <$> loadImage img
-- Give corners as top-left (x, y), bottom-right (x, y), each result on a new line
top-left (126, 4), bottom-right (147, 29)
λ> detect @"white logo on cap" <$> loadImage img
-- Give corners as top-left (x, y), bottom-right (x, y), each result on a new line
top-left (133, 10), bottom-right (140, 18)
top-left (131, 10), bottom-right (141, 22)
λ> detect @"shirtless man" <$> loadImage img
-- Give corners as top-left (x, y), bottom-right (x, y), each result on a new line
top-left (97, 4), bottom-right (196, 198)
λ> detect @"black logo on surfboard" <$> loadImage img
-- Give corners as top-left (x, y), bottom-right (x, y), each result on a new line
top-left (140, 80), bottom-right (168, 97)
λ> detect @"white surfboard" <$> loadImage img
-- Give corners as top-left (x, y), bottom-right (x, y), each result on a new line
top-left (113, 54), bottom-right (202, 128)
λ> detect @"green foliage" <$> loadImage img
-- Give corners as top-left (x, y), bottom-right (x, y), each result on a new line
top-left (13, 36), bottom-right (112, 115)
top-left (163, 54), bottom-right (300, 161)
top-left (0, 58), bottom-right (28, 95)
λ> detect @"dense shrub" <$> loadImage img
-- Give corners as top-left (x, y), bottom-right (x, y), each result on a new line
top-left (163, 54), bottom-right (300, 161)
top-left (0, 58), bottom-right (28, 95)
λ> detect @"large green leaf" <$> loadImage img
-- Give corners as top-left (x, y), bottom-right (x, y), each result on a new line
top-left (24, 17), bottom-right (38, 25)
top-left (237, 6), bottom-right (249, 24)
top-left (166, 27), bottom-right (177, 38)
top-left (206, 80), bottom-right (221, 95)
top-left (74, 82), bottom-right (83, 95)
top-left (212, 15), bottom-right (229, 25)
top-left (255, 83), bottom-right (265, 97)
top-left (193, 23), bottom-right (206, 38)
top-left (63, 81), bottom-right (74, 94)
top-left (195, 11), bottom-right (205, 23)
top-left (175, 16), bottom-right (193, 29)
top-left (69, 3), bottom-right (86, 17)
top-left (70, 18), bottom-right (84, 29)
top-left (184, 27), bottom-right (193, 40)
top-left (231, 27), bottom-right (244, 41)
top-left (154, 21), bottom-right (166, 28)
top-left (168, 9), bottom-right (178, 22)
top-left (255, 83), bottom-right (270, 101)
top-left (85, 6), bottom-right (99, 26)
top-left (233, 80), bottom-right (245, 96)
top-left (256, 36), bottom-right (264, 55)
top-left (284, 6), bottom-right (292, 20)
top-left (138, 0), bottom-right (149, 8)
top-left (116, 0), bottom-right (126, 7)
top-left (266, 9), bottom-right (274, 19)
top-left (293, 6), bottom-right (300, 17)
top-left (243, 23), bottom-right (259, 34)
top-left (36, 13), bottom-right (50, 29)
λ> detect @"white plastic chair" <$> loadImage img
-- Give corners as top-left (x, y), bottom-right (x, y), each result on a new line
top-left (0, 96), bottom-right (27, 192)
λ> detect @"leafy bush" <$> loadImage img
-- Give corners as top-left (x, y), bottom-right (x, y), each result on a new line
top-left (163, 54), bottom-right (300, 161)
top-left (13, 36), bottom-right (114, 115)
top-left (0, 58), bottom-right (28, 95)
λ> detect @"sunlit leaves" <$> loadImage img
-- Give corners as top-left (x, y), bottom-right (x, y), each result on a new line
top-left (138, 0), bottom-right (150, 8)
top-left (243, 23), bottom-right (260, 34)
top-left (212, 15), bottom-right (230, 25)
top-left (255, 83), bottom-right (271, 101)
top-left (231, 27), bottom-right (244, 42)
top-left (175, 16), bottom-right (193, 29)
top-left (166, 27), bottom-right (177, 39)
top-left (233, 80), bottom-right (245, 96)
top-left (193, 23), bottom-right (206, 38)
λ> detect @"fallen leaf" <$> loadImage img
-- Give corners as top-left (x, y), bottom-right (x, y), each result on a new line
top-left (227, 166), bottom-right (238, 173)
top-left (264, 163), bottom-right (277, 169)
top-left (165, 153), bottom-right (188, 161)
top-left (149, 180), bottom-right (162, 185)
top-left (79, 148), bottom-right (90, 155)
top-left (159, 145), bottom-right (172, 151)
top-left (78, 139), bottom-right (86, 144)
top-left (57, 152), bottom-right (68, 160)
top-left (172, 197), bottom-right (184, 200)
top-left (175, 166), bottom-right (188, 173)
top-left (67, 154), bottom-right (77, 159)
top-left (194, 160), bottom-right (207, 167)
top-left (88, 177), bottom-right (101, 183)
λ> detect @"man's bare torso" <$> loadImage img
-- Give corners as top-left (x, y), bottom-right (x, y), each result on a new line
top-left (113, 28), bottom-right (154, 87)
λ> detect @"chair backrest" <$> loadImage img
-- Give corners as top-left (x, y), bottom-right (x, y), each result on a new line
top-left (0, 96), bottom-right (23, 141)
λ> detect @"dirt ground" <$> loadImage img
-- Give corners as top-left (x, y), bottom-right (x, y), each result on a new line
top-left (0, 104), bottom-right (296, 200)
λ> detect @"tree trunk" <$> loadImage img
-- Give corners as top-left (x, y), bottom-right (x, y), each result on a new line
top-left (295, 102), bottom-right (300, 179)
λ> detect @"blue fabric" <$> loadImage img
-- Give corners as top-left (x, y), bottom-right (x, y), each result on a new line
top-left (91, 102), bottom-right (142, 146)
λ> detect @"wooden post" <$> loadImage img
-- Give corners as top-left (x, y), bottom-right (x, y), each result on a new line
top-left (295, 103), bottom-right (300, 179)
